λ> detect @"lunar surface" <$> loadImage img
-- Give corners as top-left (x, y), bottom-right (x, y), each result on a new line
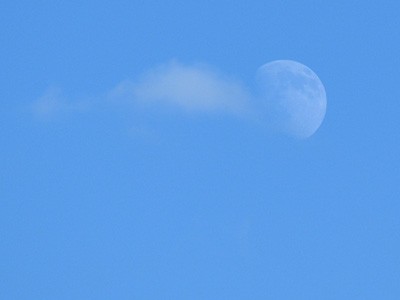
top-left (256, 60), bottom-right (327, 139)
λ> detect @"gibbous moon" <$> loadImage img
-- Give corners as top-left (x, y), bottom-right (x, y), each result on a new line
top-left (256, 60), bottom-right (327, 139)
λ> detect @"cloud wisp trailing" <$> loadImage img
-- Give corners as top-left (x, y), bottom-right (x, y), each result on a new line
top-left (32, 87), bottom-right (91, 119)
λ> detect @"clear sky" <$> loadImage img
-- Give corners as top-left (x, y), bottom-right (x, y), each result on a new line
top-left (1, 1), bottom-right (400, 299)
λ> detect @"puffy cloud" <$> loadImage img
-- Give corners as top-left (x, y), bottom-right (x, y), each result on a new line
top-left (110, 61), bottom-right (252, 116)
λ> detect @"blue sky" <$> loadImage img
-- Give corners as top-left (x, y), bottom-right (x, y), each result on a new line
top-left (1, 1), bottom-right (400, 299)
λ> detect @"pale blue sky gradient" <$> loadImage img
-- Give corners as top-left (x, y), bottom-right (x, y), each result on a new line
top-left (1, 1), bottom-right (400, 299)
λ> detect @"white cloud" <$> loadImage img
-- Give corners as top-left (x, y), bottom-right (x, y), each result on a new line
top-left (110, 61), bottom-right (252, 116)
top-left (35, 61), bottom-right (253, 121)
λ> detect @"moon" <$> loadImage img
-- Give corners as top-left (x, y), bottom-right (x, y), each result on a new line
top-left (256, 60), bottom-right (327, 139)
